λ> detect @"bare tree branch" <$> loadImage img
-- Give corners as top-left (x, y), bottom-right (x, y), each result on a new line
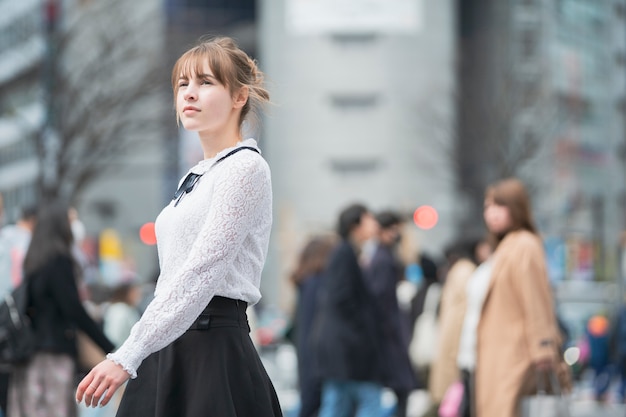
top-left (33, 0), bottom-right (168, 203)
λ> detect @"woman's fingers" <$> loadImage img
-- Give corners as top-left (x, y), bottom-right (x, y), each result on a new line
top-left (90, 382), bottom-right (111, 408)
top-left (75, 373), bottom-right (94, 403)
top-left (75, 359), bottom-right (131, 407)
top-left (83, 377), bottom-right (103, 407)
top-left (99, 382), bottom-right (119, 407)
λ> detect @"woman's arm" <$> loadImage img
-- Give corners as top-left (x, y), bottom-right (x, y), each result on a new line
top-left (512, 233), bottom-right (558, 365)
top-left (108, 156), bottom-right (271, 378)
top-left (48, 256), bottom-right (115, 353)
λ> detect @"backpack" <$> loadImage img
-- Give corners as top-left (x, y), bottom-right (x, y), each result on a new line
top-left (0, 282), bottom-right (37, 368)
top-left (409, 283), bottom-right (442, 369)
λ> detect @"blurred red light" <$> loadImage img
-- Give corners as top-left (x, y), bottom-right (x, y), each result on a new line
top-left (139, 222), bottom-right (157, 245)
top-left (413, 206), bottom-right (438, 230)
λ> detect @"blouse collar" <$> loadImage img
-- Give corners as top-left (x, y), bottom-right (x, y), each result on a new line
top-left (189, 138), bottom-right (260, 175)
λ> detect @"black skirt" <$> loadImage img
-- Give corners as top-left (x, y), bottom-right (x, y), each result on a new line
top-left (115, 296), bottom-right (283, 417)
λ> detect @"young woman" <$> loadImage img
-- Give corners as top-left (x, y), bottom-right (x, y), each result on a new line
top-left (9, 203), bottom-right (114, 417)
top-left (290, 236), bottom-right (337, 417)
top-left (457, 178), bottom-right (563, 417)
top-left (76, 37), bottom-right (282, 416)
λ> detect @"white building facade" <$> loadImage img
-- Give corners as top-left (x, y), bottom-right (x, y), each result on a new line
top-left (259, 0), bottom-right (459, 308)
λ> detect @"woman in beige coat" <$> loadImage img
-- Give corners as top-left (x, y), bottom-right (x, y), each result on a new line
top-left (473, 178), bottom-right (563, 417)
top-left (429, 257), bottom-right (475, 403)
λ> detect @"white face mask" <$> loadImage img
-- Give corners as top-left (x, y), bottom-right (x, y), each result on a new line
top-left (71, 219), bottom-right (86, 243)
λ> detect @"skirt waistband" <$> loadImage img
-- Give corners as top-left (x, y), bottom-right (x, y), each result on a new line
top-left (188, 296), bottom-right (249, 331)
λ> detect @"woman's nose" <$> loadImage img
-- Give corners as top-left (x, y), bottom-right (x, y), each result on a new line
top-left (184, 85), bottom-right (197, 101)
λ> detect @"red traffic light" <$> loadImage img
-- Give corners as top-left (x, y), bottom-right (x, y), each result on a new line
top-left (413, 206), bottom-right (438, 230)
top-left (139, 222), bottom-right (157, 245)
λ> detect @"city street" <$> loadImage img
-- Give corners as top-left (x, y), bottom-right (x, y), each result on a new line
top-left (260, 342), bottom-right (626, 417)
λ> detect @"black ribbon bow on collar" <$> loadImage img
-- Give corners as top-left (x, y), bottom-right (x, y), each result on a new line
top-left (173, 173), bottom-right (202, 207)
top-left (171, 146), bottom-right (260, 207)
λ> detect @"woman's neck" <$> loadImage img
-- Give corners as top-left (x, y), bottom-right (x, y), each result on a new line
top-left (198, 127), bottom-right (242, 159)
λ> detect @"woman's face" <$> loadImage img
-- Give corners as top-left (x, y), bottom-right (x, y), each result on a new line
top-left (176, 61), bottom-right (239, 135)
top-left (483, 197), bottom-right (513, 235)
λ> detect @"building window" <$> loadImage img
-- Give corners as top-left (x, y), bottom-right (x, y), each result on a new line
top-left (0, 139), bottom-right (36, 169)
top-left (330, 93), bottom-right (379, 110)
top-left (0, 11), bottom-right (40, 56)
top-left (329, 158), bottom-right (380, 174)
top-left (330, 33), bottom-right (378, 45)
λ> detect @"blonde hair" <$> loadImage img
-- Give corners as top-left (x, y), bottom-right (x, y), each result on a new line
top-left (171, 36), bottom-right (270, 127)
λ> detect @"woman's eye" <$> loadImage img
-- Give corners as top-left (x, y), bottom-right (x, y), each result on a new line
top-left (178, 82), bottom-right (188, 88)
top-left (202, 79), bottom-right (213, 85)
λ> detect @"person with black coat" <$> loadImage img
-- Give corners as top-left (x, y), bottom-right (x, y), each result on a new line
top-left (8, 202), bottom-right (115, 417)
top-left (312, 203), bottom-right (383, 417)
top-left (364, 211), bottom-right (417, 417)
top-left (290, 236), bottom-right (337, 417)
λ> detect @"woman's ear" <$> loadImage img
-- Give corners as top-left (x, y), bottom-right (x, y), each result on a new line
top-left (233, 86), bottom-right (249, 109)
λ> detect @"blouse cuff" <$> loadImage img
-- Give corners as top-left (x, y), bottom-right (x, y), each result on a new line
top-left (106, 352), bottom-right (138, 379)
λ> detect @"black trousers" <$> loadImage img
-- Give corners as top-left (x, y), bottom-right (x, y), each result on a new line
top-left (116, 296), bottom-right (283, 417)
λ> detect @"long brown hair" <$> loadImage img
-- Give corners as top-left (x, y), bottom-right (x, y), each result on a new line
top-left (290, 236), bottom-right (337, 285)
top-left (23, 202), bottom-right (75, 277)
top-left (485, 178), bottom-right (537, 249)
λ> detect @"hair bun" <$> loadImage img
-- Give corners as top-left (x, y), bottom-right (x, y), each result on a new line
top-left (247, 57), bottom-right (262, 84)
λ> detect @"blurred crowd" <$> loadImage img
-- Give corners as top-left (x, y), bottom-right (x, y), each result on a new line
top-left (2, 175), bottom-right (625, 417)
top-left (287, 178), bottom-right (573, 417)
top-left (0, 198), bottom-right (145, 417)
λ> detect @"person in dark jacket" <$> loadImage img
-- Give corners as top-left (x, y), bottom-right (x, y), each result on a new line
top-left (409, 254), bottom-right (440, 328)
top-left (290, 235), bottom-right (337, 417)
top-left (363, 210), bottom-right (417, 417)
top-left (8, 202), bottom-right (114, 417)
top-left (312, 203), bottom-right (382, 417)
top-left (408, 254), bottom-right (440, 388)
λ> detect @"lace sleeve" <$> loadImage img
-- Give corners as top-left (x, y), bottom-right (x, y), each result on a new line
top-left (107, 156), bottom-right (271, 378)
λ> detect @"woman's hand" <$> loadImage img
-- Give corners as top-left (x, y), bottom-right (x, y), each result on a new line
top-left (76, 359), bottom-right (131, 408)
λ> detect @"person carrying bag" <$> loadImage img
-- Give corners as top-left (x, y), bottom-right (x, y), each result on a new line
top-left (519, 369), bottom-right (570, 417)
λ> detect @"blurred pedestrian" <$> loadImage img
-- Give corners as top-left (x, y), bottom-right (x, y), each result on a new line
top-left (76, 36), bottom-right (282, 417)
top-left (363, 210), bottom-right (417, 417)
top-left (610, 301), bottom-right (626, 402)
top-left (0, 205), bottom-right (37, 295)
top-left (312, 203), bottom-right (383, 417)
top-left (8, 202), bottom-right (115, 417)
top-left (457, 178), bottom-right (565, 417)
top-left (0, 204), bottom-right (36, 414)
top-left (290, 235), bottom-right (337, 417)
top-left (585, 314), bottom-right (612, 402)
top-left (408, 253), bottom-right (441, 385)
top-left (427, 237), bottom-right (489, 414)
top-left (69, 206), bottom-right (98, 287)
top-left (103, 283), bottom-right (142, 349)
top-left (409, 254), bottom-right (440, 331)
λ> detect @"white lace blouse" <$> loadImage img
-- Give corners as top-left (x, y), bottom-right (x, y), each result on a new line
top-left (107, 138), bottom-right (272, 378)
